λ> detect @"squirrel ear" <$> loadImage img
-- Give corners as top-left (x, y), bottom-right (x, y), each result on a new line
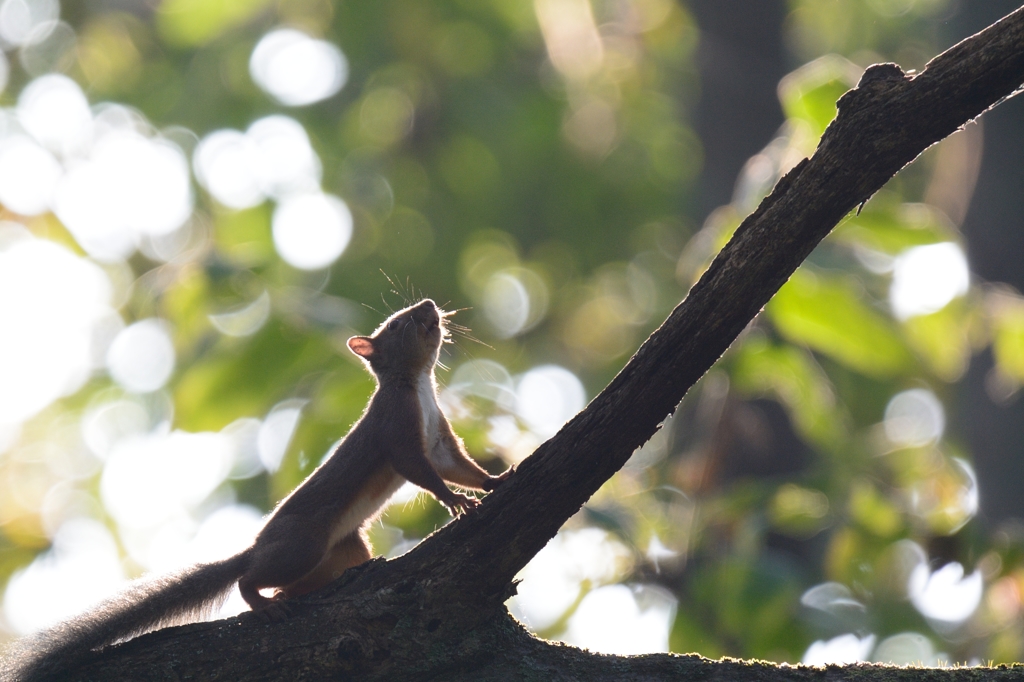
top-left (347, 336), bottom-right (375, 358)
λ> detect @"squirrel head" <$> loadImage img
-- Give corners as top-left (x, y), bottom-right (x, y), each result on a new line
top-left (347, 299), bottom-right (447, 378)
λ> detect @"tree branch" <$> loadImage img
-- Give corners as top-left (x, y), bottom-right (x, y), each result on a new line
top-left (64, 4), bottom-right (1024, 680)
top-left (402, 0), bottom-right (1024, 599)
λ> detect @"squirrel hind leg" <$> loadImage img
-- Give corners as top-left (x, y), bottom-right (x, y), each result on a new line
top-left (238, 524), bottom-right (327, 612)
top-left (238, 578), bottom-right (276, 612)
top-left (278, 530), bottom-right (372, 600)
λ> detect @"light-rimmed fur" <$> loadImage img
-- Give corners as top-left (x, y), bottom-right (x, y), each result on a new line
top-left (3, 299), bottom-right (508, 681)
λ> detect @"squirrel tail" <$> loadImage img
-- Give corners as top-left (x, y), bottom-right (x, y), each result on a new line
top-left (2, 550), bottom-right (252, 682)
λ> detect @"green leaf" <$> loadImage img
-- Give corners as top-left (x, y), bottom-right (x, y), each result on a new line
top-left (779, 55), bottom-right (860, 139)
top-left (731, 338), bottom-right (846, 451)
top-left (162, 265), bottom-right (213, 349)
top-left (848, 480), bottom-right (902, 538)
top-left (157, 0), bottom-right (273, 47)
top-left (173, 322), bottom-right (337, 432)
top-left (901, 299), bottom-right (973, 382)
top-left (991, 293), bottom-right (1024, 382)
top-left (832, 201), bottom-right (954, 255)
top-left (214, 205), bottom-right (275, 268)
top-left (693, 555), bottom-right (805, 660)
top-left (767, 268), bottom-right (914, 378)
top-left (768, 484), bottom-right (830, 538)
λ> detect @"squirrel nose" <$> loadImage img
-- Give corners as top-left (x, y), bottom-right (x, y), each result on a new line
top-left (414, 299), bottom-right (438, 321)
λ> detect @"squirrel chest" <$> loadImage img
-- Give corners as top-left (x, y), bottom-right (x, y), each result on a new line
top-left (417, 372), bottom-right (451, 467)
top-left (6, 298), bottom-right (508, 682)
top-left (328, 371), bottom-right (448, 545)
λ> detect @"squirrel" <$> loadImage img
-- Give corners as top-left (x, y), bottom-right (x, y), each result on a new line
top-left (3, 298), bottom-right (510, 682)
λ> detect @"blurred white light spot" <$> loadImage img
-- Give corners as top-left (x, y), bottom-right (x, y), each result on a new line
top-left (193, 129), bottom-right (262, 209)
top-left (645, 534), bottom-right (678, 573)
top-left (627, 413), bottom-right (672, 470)
top-left (106, 319), bottom-right (176, 393)
top-left (0, 236), bottom-right (113, 427)
top-left (81, 398), bottom-right (152, 460)
top-left (222, 417), bottom-right (263, 479)
top-left (183, 504), bottom-right (262, 568)
top-left (120, 514), bottom-right (196, 573)
top-left (853, 245), bottom-right (895, 274)
top-left (272, 192), bottom-right (352, 270)
top-left (511, 528), bottom-right (630, 631)
top-left (55, 131), bottom-right (193, 261)
top-left (17, 73), bottom-right (91, 157)
top-left (92, 102), bottom-right (150, 137)
top-left (247, 115), bottom-right (321, 198)
top-left (908, 561), bottom-right (983, 624)
top-left (258, 400), bottom-right (304, 472)
top-left (890, 242), bottom-right (969, 320)
top-left (907, 457), bottom-right (980, 536)
top-left (801, 581), bottom-right (866, 615)
top-left (0, 421), bottom-right (20, 454)
top-left (562, 98), bottom-right (618, 158)
top-left (487, 415), bottom-right (521, 448)
top-left (194, 117), bottom-right (322, 209)
top-left (250, 28), bottom-right (348, 107)
top-left (209, 291), bottom-right (271, 337)
top-left (884, 388), bottom-right (944, 448)
top-left (0, 49), bottom-right (8, 93)
top-left (873, 632), bottom-right (942, 666)
top-left (449, 359), bottom-right (515, 407)
top-left (3, 518), bottom-right (125, 634)
top-left (483, 272), bottom-right (530, 338)
top-left (100, 134), bottom-right (192, 237)
top-left (19, 19), bottom-right (75, 77)
top-left (0, 134), bottom-right (61, 215)
top-left (481, 268), bottom-right (549, 339)
top-left (952, 457), bottom-right (979, 517)
top-left (189, 504), bottom-right (264, 618)
top-left (561, 584), bottom-right (676, 654)
top-left (515, 365), bottom-right (585, 439)
top-left (127, 504), bottom-right (263, 580)
top-left (101, 430), bottom-right (234, 530)
top-left (0, 0), bottom-right (59, 48)
top-left (534, 0), bottom-right (604, 80)
top-left (802, 633), bottom-right (875, 665)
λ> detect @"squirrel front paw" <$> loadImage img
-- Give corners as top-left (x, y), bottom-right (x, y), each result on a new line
top-left (482, 467), bottom-right (513, 491)
top-left (444, 492), bottom-right (481, 516)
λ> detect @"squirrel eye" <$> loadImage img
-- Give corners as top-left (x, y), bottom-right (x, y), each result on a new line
top-left (387, 319), bottom-right (401, 331)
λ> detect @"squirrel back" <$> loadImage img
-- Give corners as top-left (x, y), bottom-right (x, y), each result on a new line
top-left (1, 298), bottom-right (508, 681)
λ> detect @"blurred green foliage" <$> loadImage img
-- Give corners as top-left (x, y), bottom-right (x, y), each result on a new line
top-left (2, 0), bottom-right (1024, 668)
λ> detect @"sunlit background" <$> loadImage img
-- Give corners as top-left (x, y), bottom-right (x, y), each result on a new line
top-left (1, 0), bottom-right (1024, 666)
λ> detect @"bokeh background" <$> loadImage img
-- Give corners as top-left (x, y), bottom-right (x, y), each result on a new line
top-left (1, 0), bottom-right (1023, 666)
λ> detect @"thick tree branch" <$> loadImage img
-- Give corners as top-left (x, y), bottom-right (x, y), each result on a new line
top-left (402, 0), bottom-right (1024, 598)
top-left (64, 5), bottom-right (1024, 680)
top-left (66, 607), bottom-right (1024, 681)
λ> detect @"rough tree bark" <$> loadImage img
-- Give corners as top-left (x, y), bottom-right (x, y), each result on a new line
top-left (61, 4), bottom-right (1024, 681)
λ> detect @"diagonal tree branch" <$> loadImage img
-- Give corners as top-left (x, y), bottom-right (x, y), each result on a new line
top-left (61, 4), bottom-right (1024, 680)
top-left (397, 1), bottom-right (1024, 600)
